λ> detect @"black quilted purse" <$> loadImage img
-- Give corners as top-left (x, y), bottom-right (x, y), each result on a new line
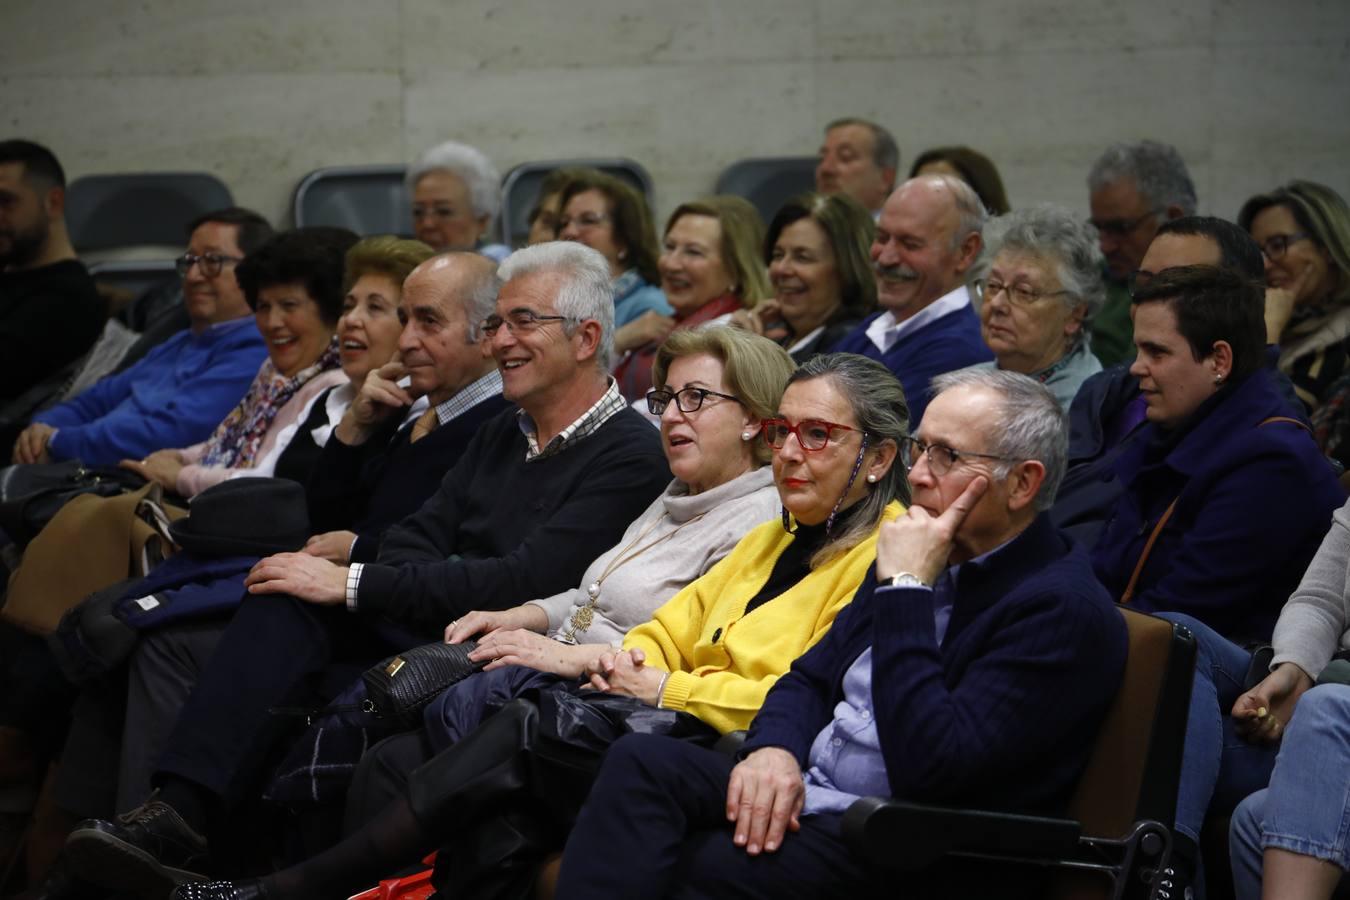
top-left (360, 640), bottom-right (486, 729)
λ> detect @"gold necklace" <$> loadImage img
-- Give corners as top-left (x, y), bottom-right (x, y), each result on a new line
top-left (560, 511), bottom-right (707, 643)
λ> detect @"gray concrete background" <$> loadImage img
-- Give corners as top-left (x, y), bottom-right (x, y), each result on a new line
top-left (3, 0), bottom-right (1347, 228)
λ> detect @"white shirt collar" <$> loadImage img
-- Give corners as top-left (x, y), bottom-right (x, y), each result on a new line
top-left (865, 283), bottom-right (972, 354)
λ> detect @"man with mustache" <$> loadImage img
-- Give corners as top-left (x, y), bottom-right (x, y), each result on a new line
top-left (0, 139), bottom-right (105, 404)
top-left (829, 174), bottom-right (990, 424)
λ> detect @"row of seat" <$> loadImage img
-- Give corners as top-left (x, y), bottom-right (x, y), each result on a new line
top-left (65, 155), bottom-right (821, 256)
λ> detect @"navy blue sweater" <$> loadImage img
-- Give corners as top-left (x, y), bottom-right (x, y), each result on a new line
top-left (827, 303), bottom-right (991, 426)
top-left (356, 405), bottom-right (671, 635)
top-left (1092, 369), bottom-right (1343, 643)
top-left (744, 515), bottom-right (1127, 815)
top-left (306, 393), bottom-right (511, 562)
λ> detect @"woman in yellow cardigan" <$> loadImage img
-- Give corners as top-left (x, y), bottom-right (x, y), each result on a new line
top-left (173, 352), bottom-right (909, 900)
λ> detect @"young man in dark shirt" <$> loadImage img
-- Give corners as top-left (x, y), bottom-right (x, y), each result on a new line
top-left (0, 139), bottom-right (105, 403)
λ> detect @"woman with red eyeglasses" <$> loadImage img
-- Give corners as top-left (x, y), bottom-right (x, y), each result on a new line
top-left (174, 352), bottom-right (908, 900)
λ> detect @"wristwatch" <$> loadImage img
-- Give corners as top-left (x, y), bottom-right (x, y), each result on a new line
top-left (885, 572), bottom-right (930, 589)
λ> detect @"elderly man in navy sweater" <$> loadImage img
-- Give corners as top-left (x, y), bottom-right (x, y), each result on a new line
top-left (66, 243), bottom-right (672, 895)
top-left (828, 174), bottom-right (992, 425)
top-left (554, 368), bottom-right (1127, 899)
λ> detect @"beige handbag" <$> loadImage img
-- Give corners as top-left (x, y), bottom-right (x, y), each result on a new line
top-left (1, 483), bottom-right (184, 635)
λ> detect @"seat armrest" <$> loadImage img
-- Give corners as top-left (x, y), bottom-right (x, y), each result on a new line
top-left (842, 797), bottom-right (1082, 870)
top-left (713, 730), bottom-right (747, 756)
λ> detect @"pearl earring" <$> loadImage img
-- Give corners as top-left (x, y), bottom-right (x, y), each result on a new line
top-left (866, 473), bottom-right (878, 483)
top-left (1214, 375), bottom-right (1224, 385)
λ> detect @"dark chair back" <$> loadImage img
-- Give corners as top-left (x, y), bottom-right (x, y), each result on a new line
top-left (67, 173), bottom-right (233, 252)
top-left (291, 165), bottom-right (409, 236)
top-left (715, 156), bottom-right (818, 222)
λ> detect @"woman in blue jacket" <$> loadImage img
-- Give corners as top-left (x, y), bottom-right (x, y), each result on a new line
top-left (1091, 263), bottom-right (1344, 890)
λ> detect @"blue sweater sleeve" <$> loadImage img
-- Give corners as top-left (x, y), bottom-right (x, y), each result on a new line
top-left (41, 327), bottom-right (266, 465)
top-left (868, 570), bottom-right (1124, 806)
top-left (741, 572), bottom-right (874, 764)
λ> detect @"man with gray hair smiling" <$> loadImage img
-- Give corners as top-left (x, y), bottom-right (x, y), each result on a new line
top-left (830, 174), bottom-right (992, 424)
top-left (554, 367), bottom-right (1127, 898)
top-left (65, 242), bottom-right (672, 896)
top-left (1086, 139), bottom-right (1197, 366)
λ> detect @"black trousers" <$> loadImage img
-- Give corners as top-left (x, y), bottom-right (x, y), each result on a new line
top-left (553, 733), bottom-right (877, 900)
top-left (153, 593), bottom-right (424, 808)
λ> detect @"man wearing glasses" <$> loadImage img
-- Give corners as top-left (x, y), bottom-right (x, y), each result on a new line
top-left (12, 207), bottom-right (272, 466)
top-left (555, 368), bottom-right (1126, 898)
top-left (1086, 140), bottom-right (1197, 367)
top-left (65, 242), bottom-right (672, 896)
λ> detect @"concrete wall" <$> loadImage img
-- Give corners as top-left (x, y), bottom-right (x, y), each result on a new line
top-left (3, 0), bottom-right (1348, 230)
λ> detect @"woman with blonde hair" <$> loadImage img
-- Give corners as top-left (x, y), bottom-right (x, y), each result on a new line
top-left (614, 195), bottom-right (772, 400)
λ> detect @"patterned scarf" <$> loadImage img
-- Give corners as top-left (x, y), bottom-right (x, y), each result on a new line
top-left (199, 336), bottom-right (341, 468)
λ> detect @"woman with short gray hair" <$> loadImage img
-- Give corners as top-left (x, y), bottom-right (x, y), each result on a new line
top-left (967, 204), bottom-right (1106, 411)
top-left (407, 140), bottom-right (511, 261)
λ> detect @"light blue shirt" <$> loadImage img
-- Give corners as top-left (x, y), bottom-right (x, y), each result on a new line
top-left (800, 540), bottom-right (1015, 816)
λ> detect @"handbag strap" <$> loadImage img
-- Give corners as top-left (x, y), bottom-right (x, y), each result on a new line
top-left (1119, 414), bottom-right (1311, 604)
top-left (1118, 498), bottom-right (1177, 605)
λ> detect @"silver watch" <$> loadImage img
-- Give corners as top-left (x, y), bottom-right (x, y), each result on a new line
top-left (885, 572), bottom-right (930, 589)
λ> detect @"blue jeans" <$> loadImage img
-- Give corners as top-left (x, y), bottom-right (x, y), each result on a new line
top-left (1230, 685), bottom-right (1350, 900)
top-left (1161, 612), bottom-right (1280, 846)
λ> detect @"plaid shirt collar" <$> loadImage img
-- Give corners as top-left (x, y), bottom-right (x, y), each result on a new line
top-left (428, 368), bottom-right (504, 427)
top-left (518, 377), bottom-right (626, 461)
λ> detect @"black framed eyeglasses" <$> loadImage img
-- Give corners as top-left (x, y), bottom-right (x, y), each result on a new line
top-left (899, 436), bottom-right (1018, 475)
top-left (175, 252), bottom-right (240, 278)
top-left (974, 278), bottom-right (1070, 308)
top-left (1257, 232), bottom-right (1310, 261)
top-left (761, 418), bottom-right (860, 452)
top-left (480, 309), bottom-right (574, 337)
top-left (1088, 210), bottom-right (1160, 238)
top-left (646, 387), bottom-right (741, 416)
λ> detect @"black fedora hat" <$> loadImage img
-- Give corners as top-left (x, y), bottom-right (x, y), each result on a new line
top-left (170, 478), bottom-right (311, 558)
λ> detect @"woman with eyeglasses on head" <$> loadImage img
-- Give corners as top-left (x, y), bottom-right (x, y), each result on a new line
top-left (613, 195), bottom-right (772, 401)
top-left (965, 204), bottom-right (1106, 411)
top-left (555, 170), bottom-right (673, 337)
top-left (176, 350), bottom-right (909, 900)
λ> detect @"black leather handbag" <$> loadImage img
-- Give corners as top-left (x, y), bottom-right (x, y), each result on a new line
top-left (0, 460), bottom-right (145, 546)
top-left (360, 640), bottom-right (486, 729)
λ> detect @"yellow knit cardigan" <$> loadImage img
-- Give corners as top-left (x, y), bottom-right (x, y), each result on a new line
top-left (623, 501), bottom-right (904, 734)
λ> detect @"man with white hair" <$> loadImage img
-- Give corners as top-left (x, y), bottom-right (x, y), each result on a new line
top-left (408, 140), bottom-right (511, 261)
top-left (830, 174), bottom-right (991, 423)
top-left (1086, 139), bottom-right (1197, 365)
top-left (555, 368), bottom-right (1127, 898)
top-left (66, 243), bottom-right (671, 895)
